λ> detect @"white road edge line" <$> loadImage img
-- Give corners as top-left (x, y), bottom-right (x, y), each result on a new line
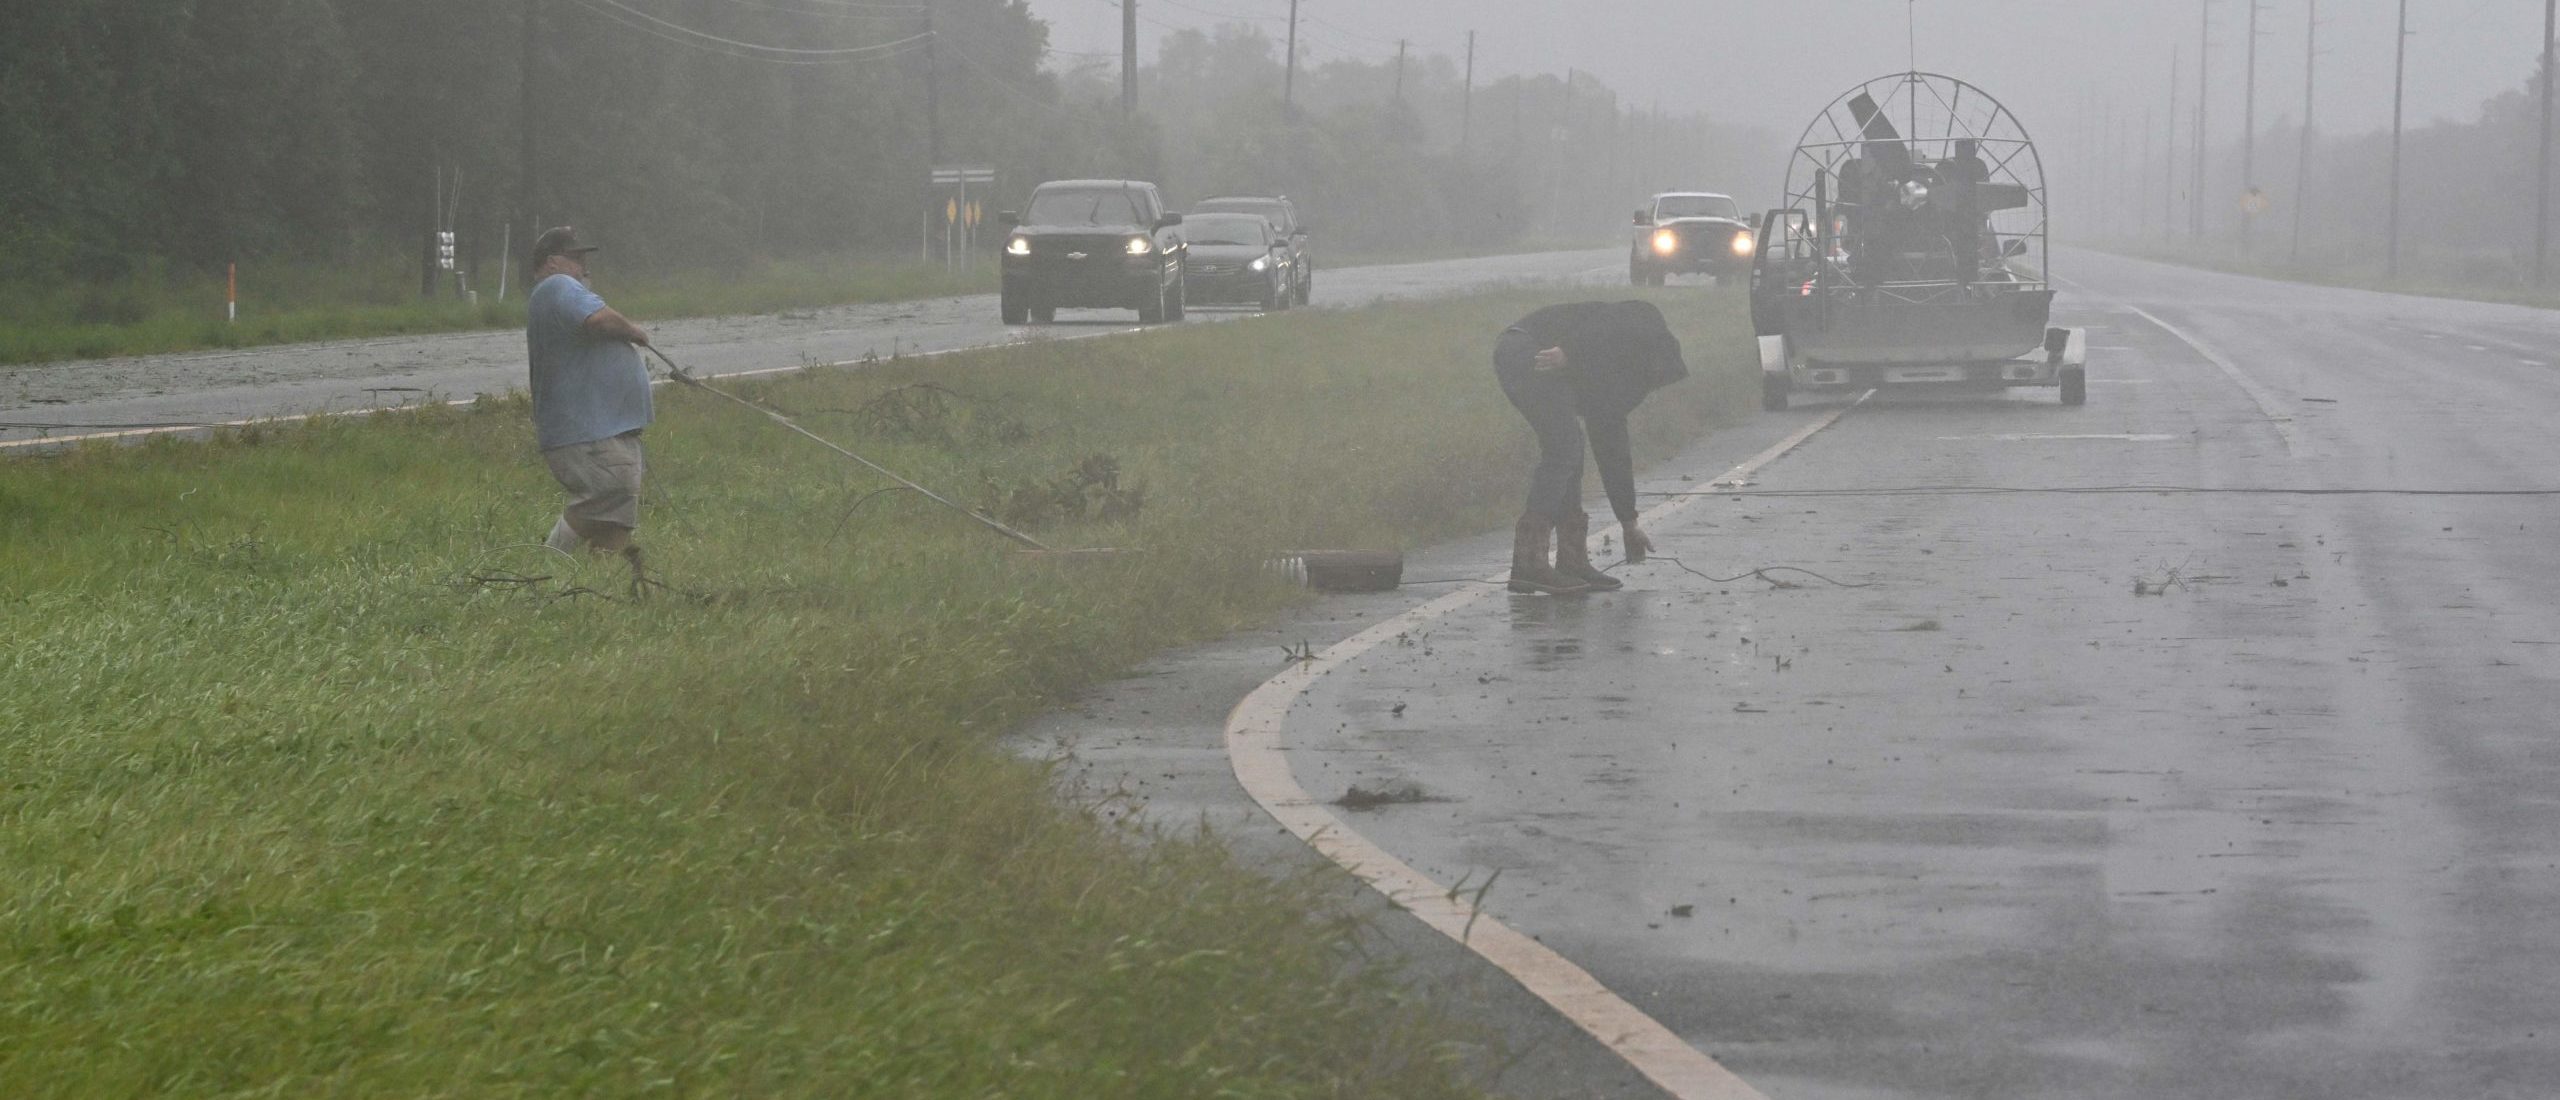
top-left (1223, 395), bottom-right (1869, 1100)
top-left (2119, 304), bottom-right (2299, 454)
top-left (0, 330), bottom-right (1128, 452)
top-left (6, 257), bottom-right (1625, 452)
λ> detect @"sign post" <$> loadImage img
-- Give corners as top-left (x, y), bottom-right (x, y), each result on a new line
top-left (929, 165), bottom-right (997, 270)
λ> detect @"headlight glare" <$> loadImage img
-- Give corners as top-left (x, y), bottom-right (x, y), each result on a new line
top-left (1005, 237), bottom-right (1030, 256)
top-left (1125, 236), bottom-right (1153, 256)
top-left (1651, 229), bottom-right (1679, 255)
top-left (1249, 256), bottom-right (1269, 271)
top-left (1730, 231), bottom-right (1756, 257)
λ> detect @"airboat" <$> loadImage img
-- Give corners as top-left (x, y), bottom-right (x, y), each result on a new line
top-left (1749, 72), bottom-right (2087, 410)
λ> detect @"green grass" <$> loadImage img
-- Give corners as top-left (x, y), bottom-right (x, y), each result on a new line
top-left (2080, 237), bottom-right (2560, 312)
top-left (0, 253), bottom-right (997, 367)
top-left (1321, 237), bottom-right (1608, 269)
top-left (0, 286), bottom-right (1757, 1097)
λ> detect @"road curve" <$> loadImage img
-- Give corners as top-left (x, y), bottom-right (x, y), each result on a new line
top-left (1267, 249), bottom-right (2560, 1099)
top-left (0, 248), bottom-right (1619, 449)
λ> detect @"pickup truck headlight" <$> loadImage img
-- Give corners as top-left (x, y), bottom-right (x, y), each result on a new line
top-left (1125, 236), bottom-right (1154, 256)
top-left (1249, 256), bottom-right (1269, 271)
top-left (1730, 231), bottom-right (1756, 257)
top-left (1651, 229), bottom-right (1679, 255)
top-left (1005, 237), bottom-right (1030, 256)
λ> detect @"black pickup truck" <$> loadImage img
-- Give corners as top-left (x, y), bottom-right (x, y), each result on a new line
top-left (999, 180), bottom-right (1187, 324)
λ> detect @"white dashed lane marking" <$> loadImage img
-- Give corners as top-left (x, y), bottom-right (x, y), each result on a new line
top-left (1936, 433), bottom-right (2178, 442)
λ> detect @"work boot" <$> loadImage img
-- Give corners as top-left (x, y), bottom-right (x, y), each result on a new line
top-left (1508, 515), bottom-right (1588, 595)
top-left (1553, 511), bottom-right (1622, 591)
top-left (621, 544), bottom-right (650, 600)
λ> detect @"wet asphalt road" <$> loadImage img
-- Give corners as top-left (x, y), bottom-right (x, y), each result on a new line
top-left (1267, 248), bottom-right (2560, 1098)
top-left (0, 248), bottom-right (1618, 447)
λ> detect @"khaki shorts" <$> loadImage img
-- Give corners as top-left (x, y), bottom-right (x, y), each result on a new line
top-left (542, 430), bottom-right (645, 533)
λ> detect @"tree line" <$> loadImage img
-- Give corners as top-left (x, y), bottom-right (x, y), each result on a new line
top-left (2065, 59), bottom-right (2560, 283)
top-left (0, 1), bottom-right (1777, 294)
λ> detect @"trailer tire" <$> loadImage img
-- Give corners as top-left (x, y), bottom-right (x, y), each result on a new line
top-left (2060, 366), bottom-right (2086, 406)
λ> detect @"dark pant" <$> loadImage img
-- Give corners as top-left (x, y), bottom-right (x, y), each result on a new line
top-left (1496, 328), bottom-right (1584, 523)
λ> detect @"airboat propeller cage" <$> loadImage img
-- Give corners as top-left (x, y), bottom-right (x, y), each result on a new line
top-left (1770, 72), bottom-right (2054, 367)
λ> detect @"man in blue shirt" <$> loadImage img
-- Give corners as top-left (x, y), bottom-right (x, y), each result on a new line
top-left (524, 226), bottom-right (655, 557)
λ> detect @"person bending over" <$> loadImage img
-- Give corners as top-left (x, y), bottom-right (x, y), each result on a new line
top-left (1493, 300), bottom-right (1688, 594)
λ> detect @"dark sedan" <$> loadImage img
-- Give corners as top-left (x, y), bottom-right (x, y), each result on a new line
top-left (1179, 213), bottom-right (1293, 312)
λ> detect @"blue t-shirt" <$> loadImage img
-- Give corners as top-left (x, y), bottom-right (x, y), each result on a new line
top-left (526, 273), bottom-right (652, 450)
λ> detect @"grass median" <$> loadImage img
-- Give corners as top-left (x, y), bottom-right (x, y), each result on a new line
top-left (0, 286), bottom-right (1756, 1097)
top-left (0, 254), bottom-right (995, 366)
top-left (2080, 237), bottom-right (2560, 312)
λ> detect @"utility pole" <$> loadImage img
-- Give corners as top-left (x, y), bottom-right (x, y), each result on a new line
top-left (2167, 46), bottom-right (2181, 243)
top-left (2388, 0), bottom-right (2408, 279)
top-left (1460, 31), bottom-right (1475, 154)
top-left (2097, 94), bottom-right (2113, 235)
top-left (1121, 0), bottom-right (1137, 114)
top-left (1394, 39), bottom-right (1406, 104)
top-left (2242, 0), bottom-right (2263, 254)
top-left (1558, 70), bottom-right (1577, 223)
top-left (2293, 0), bottom-right (2317, 265)
top-left (2539, 0), bottom-right (2555, 284)
top-left (925, 6), bottom-right (941, 165)
top-left (2129, 107), bottom-right (2150, 236)
top-left (1283, 0), bottom-right (1299, 120)
top-left (519, 0), bottom-right (539, 248)
top-left (2194, 0), bottom-right (2212, 242)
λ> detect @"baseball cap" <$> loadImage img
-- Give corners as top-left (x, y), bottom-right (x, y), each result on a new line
top-left (528, 225), bottom-right (600, 269)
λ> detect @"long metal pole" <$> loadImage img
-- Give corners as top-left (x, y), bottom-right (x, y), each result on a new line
top-left (1461, 31), bottom-right (1475, 153)
top-left (2293, 0), bottom-right (2316, 265)
top-left (1394, 39), bottom-right (1406, 104)
top-left (2195, 0), bottom-right (2211, 241)
top-left (1121, 0), bottom-right (1137, 113)
top-left (648, 348), bottom-right (1052, 551)
top-left (520, 0), bottom-right (538, 250)
top-left (1284, 0), bottom-right (1299, 119)
top-left (2242, 0), bottom-right (2260, 254)
top-left (2388, 0), bottom-right (2408, 280)
top-left (2539, 0), bottom-right (2555, 284)
top-left (2129, 109), bottom-right (2150, 236)
top-left (925, 7), bottom-right (941, 165)
top-left (2167, 46), bottom-right (2181, 243)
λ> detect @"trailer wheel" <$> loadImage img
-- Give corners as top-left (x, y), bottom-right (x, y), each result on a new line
top-left (1761, 373), bottom-right (1791, 412)
top-left (2060, 366), bottom-right (2086, 406)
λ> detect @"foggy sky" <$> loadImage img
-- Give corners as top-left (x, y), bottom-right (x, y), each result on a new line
top-left (1028, 0), bottom-right (2555, 141)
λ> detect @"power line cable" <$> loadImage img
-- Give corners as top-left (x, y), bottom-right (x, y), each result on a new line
top-left (567, 5), bottom-right (932, 64)
top-left (1150, 0), bottom-right (1287, 24)
top-left (1301, 9), bottom-right (1401, 47)
top-left (940, 40), bottom-right (1099, 124)
top-left (571, 0), bottom-right (934, 56)
top-left (700, 0), bottom-right (929, 18)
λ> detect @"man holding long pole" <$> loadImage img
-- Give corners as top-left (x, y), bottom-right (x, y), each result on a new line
top-left (524, 226), bottom-right (655, 559)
